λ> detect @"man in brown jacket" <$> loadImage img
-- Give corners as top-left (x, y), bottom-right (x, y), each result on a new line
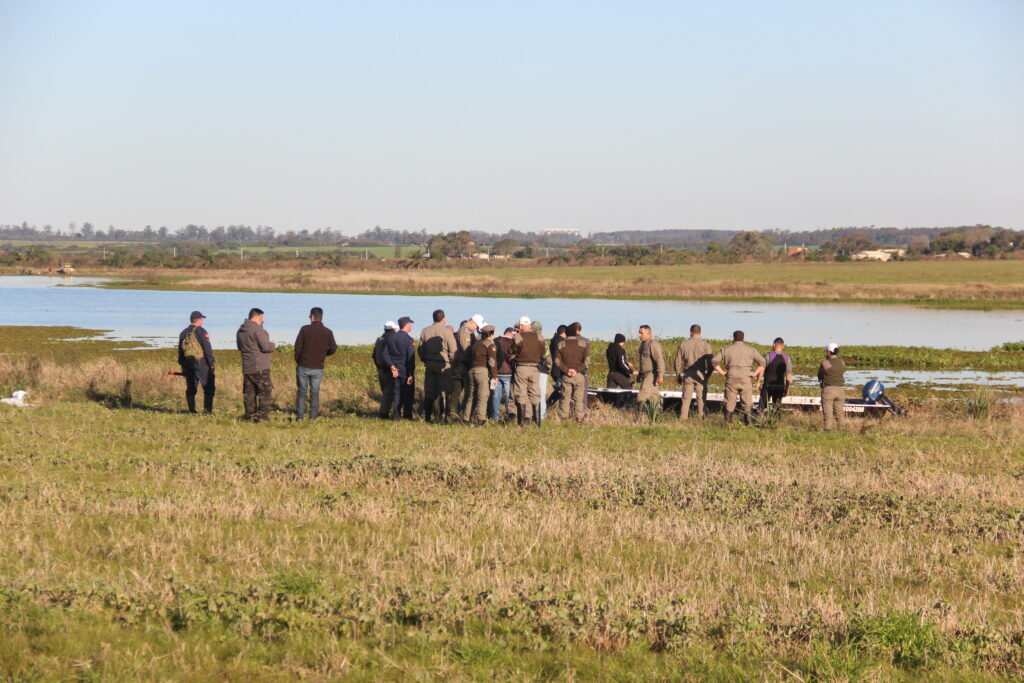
top-left (818, 342), bottom-right (847, 431)
top-left (510, 316), bottom-right (549, 427)
top-left (418, 309), bottom-right (458, 423)
top-left (236, 307), bottom-right (276, 422)
top-left (673, 323), bottom-right (713, 420)
top-left (293, 306), bottom-right (337, 420)
top-left (554, 322), bottom-right (590, 421)
top-left (466, 325), bottom-right (497, 425)
top-left (636, 324), bottom-right (665, 409)
top-left (712, 330), bottom-right (766, 425)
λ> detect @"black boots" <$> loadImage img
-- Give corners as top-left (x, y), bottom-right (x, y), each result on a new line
top-left (423, 399), bottom-right (434, 423)
top-left (516, 404), bottom-right (525, 426)
top-left (533, 404), bottom-right (542, 428)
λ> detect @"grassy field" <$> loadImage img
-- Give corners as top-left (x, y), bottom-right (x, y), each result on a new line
top-left (0, 327), bottom-right (1022, 679)
top-left (74, 260), bottom-right (1024, 310)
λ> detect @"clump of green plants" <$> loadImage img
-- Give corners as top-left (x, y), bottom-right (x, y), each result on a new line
top-left (962, 386), bottom-right (995, 419)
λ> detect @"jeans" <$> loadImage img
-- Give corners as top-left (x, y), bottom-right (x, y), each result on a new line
top-left (538, 373), bottom-right (548, 419)
top-left (490, 375), bottom-right (512, 421)
top-left (295, 366), bottom-right (324, 420)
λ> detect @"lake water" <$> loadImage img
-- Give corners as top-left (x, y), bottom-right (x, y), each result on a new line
top-left (1, 276), bottom-right (1022, 352)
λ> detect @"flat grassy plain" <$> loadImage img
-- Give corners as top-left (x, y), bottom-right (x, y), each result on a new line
top-left (80, 259), bottom-right (1024, 309)
top-left (1, 327), bottom-right (1022, 679)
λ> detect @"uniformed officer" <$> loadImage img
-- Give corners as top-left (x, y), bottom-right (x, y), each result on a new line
top-left (451, 313), bottom-right (485, 420)
top-left (635, 325), bottom-right (665, 409)
top-left (467, 324), bottom-right (497, 425)
top-left (818, 342), bottom-right (846, 430)
top-left (672, 323), bottom-right (713, 420)
top-left (712, 330), bottom-right (766, 425)
top-left (418, 309), bottom-right (458, 423)
top-left (382, 316), bottom-right (416, 420)
top-left (177, 310), bottom-right (216, 414)
top-left (554, 322), bottom-right (590, 421)
top-left (509, 316), bottom-right (550, 427)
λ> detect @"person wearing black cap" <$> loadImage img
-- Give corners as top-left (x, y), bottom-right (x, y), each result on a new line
top-left (178, 310), bottom-right (216, 414)
top-left (382, 316), bottom-right (416, 420)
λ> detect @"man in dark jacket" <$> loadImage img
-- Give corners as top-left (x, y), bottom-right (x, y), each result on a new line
top-left (178, 310), bottom-right (216, 414)
top-left (293, 306), bottom-right (338, 420)
top-left (236, 307), bottom-right (276, 422)
top-left (490, 327), bottom-right (516, 422)
top-left (373, 321), bottom-right (396, 418)
top-left (382, 316), bottom-right (416, 420)
top-left (547, 325), bottom-right (567, 408)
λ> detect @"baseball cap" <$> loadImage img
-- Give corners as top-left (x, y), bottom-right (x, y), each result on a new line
top-left (470, 313), bottom-right (486, 329)
top-left (826, 342), bottom-right (839, 353)
top-left (518, 316), bottom-right (531, 326)
top-left (383, 320), bottom-right (397, 330)
top-left (397, 316), bottom-right (414, 328)
top-left (190, 310), bottom-right (206, 321)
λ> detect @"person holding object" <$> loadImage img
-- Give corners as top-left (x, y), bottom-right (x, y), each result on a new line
top-left (178, 310), bottom-right (215, 414)
top-left (673, 323), bottom-right (713, 420)
top-left (293, 306), bottom-right (337, 421)
top-left (712, 330), bottom-right (766, 425)
top-left (236, 307), bottom-right (276, 422)
top-left (383, 316), bottom-right (416, 420)
top-left (818, 342), bottom-right (846, 431)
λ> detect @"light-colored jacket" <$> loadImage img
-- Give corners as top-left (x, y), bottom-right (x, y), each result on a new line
top-left (418, 322), bottom-right (457, 368)
top-left (712, 341), bottom-right (766, 381)
top-left (673, 337), bottom-right (713, 380)
top-left (236, 319), bottom-right (276, 374)
top-left (638, 339), bottom-right (665, 379)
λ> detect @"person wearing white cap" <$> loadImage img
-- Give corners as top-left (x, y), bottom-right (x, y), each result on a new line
top-left (509, 317), bottom-right (551, 427)
top-left (818, 342), bottom-right (847, 430)
top-left (372, 321), bottom-right (397, 418)
top-left (451, 313), bottom-right (485, 421)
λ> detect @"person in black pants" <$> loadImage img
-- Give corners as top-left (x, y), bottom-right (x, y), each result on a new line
top-left (758, 337), bottom-right (793, 412)
top-left (382, 316), bottom-right (416, 420)
top-left (177, 310), bottom-right (216, 414)
top-left (605, 333), bottom-right (636, 407)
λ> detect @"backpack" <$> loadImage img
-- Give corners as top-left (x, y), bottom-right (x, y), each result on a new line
top-left (181, 327), bottom-right (204, 363)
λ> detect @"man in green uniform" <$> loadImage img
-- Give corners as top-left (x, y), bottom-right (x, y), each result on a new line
top-left (712, 330), bottom-right (766, 425)
top-left (418, 309), bottom-right (458, 423)
top-left (636, 325), bottom-right (665, 410)
top-left (673, 323), bottom-right (713, 420)
top-left (510, 316), bottom-right (550, 427)
top-left (467, 324), bottom-right (497, 425)
top-left (451, 313), bottom-right (484, 421)
top-left (818, 342), bottom-right (847, 430)
top-left (554, 322), bottom-right (590, 422)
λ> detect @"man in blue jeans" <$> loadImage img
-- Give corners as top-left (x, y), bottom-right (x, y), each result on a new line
top-left (491, 327), bottom-right (516, 421)
top-left (293, 306), bottom-right (338, 420)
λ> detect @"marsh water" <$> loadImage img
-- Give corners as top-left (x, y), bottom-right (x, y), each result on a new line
top-left (1, 275), bottom-right (1023, 391)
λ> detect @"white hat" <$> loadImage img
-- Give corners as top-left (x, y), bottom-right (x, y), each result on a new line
top-left (384, 320), bottom-right (397, 330)
top-left (470, 313), bottom-right (486, 329)
top-left (518, 316), bottom-right (531, 326)
top-left (826, 342), bottom-right (839, 353)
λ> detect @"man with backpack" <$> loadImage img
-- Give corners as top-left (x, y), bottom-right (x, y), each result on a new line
top-left (758, 337), bottom-right (793, 414)
top-left (177, 310), bottom-right (216, 414)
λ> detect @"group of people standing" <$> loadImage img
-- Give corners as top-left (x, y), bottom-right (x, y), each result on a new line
top-left (177, 307), bottom-right (848, 430)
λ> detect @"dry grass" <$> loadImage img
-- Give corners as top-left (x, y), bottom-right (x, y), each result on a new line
top-left (0, 330), bottom-right (1022, 679)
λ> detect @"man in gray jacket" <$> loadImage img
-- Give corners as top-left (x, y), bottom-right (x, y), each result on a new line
top-left (236, 307), bottom-right (276, 422)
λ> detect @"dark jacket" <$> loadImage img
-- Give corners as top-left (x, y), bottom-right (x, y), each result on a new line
top-left (294, 321), bottom-right (337, 370)
top-left (469, 338), bottom-right (498, 380)
top-left (818, 356), bottom-right (846, 387)
top-left (512, 330), bottom-right (545, 365)
top-left (236, 319), bottom-right (275, 374)
top-left (178, 324), bottom-right (215, 381)
top-left (605, 343), bottom-right (632, 377)
top-left (382, 330), bottom-right (415, 379)
top-left (494, 336), bottom-right (514, 375)
top-left (373, 331), bottom-right (393, 368)
top-left (549, 335), bottom-right (565, 378)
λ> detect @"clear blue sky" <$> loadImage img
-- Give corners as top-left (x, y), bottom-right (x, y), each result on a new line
top-left (1, 0), bottom-right (1021, 234)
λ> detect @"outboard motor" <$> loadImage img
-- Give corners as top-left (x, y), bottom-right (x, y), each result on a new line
top-left (862, 380), bottom-right (899, 414)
